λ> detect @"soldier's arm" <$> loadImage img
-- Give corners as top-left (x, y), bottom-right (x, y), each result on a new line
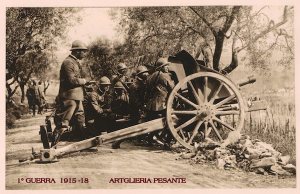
top-left (89, 92), bottom-right (104, 114)
top-left (161, 73), bottom-right (175, 92)
top-left (62, 60), bottom-right (86, 86)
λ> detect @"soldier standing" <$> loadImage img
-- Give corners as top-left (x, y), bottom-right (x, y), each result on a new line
top-left (37, 81), bottom-right (46, 114)
top-left (26, 80), bottom-right (35, 116)
top-left (145, 58), bottom-right (175, 146)
top-left (129, 65), bottom-right (149, 123)
top-left (52, 40), bottom-right (89, 146)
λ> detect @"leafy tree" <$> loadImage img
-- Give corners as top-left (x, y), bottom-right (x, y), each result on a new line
top-left (113, 6), bottom-right (293, 72)
top-left (6, 7), bottom-right (81, 102)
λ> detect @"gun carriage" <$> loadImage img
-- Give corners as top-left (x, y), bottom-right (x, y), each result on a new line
top-left (26, 50), bottom-right (265, 163)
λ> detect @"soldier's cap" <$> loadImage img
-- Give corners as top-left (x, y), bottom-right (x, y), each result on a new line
top-left (155, 57), bottom-right (170, 71)
top-left (114, 81), bottom-right (125, 89)
top-left (70, 40), bottom-right (88, 51)
top-left (99, 76), bottom-right (111, 85)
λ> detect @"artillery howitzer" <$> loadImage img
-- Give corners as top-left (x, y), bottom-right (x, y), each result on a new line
top-left (21, 50), bottom-right (267, 163)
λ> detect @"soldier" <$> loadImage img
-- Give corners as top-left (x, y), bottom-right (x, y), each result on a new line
top-left (145, 58), bottom-right (175, 146)
top-left (112, 63), bottom-right (131, 85)
top-left (111, 62), bottom-right (132, 98)
top-left (129, 65), bottom-right (149, 123)
top-left (111, 81), bottom-right (130, 118)
top-left (84, 76), bottom-right (115, 135)
top-left (52, 40), bottom-right (90, 146)
top-left (37, 81), bottom-right (46, 114)
top-left (26, 80), bottom-right (35, 116)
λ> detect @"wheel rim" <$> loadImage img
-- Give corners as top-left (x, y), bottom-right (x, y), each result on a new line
top-left (166, 72), bottom-right (245, 150)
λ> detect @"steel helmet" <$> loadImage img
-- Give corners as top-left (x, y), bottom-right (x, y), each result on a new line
top-left (114, 81), bottom-right (125, 89)
top-left (70, 40), bottom-right (88, 51)
top-left (116, 63), bottom-right (128, 71)
top-left (99, 76), bottom-right (111, 85)
top-left (155, 58), bottom-right (169, 70)
top-left (136, 65), bottom-right (148, 76)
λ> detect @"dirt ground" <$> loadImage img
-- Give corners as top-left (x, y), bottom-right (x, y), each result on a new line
top-left (6, 114), bottom-right (296, 189)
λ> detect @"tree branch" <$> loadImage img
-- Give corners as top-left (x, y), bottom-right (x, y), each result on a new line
top-left (189, 7), bottom-right (217, 36)
top-left (237, 6), bottom-right (289, 53)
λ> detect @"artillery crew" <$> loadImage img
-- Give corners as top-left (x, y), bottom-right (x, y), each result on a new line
top-left (50, 43), bottom-right (176, 148)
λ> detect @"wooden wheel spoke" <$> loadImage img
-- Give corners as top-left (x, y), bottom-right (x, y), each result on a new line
top-left (172, 110), bottom-right (198, 115)
top-left (175, 116), bottom-right (198, 132)
top-left (188, 120), bottom-right (203, 144)
top-left (203, 76), bottom-right (208, 103)
top-left (204, 121), bottom-right (212, 138)
top-left (209, 82), bottom-right (224, 103)
top-left (214, 94), bottom-right (236, 108)
top-left (215, 110), bottom-right (240, 116)
top-left (213, 117), bottom-right (236, 131)
top-left (175, 93), bottom-right (198, 109)
top-left (188, 81), bottom-right (202, 104)
top-left (179, 129), bottom-right (187, 141)
top-left (209, 120), bottom-right (223, 141)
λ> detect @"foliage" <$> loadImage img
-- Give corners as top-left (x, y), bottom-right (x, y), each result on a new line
top-left (113, 6), bottom-right (293, 72)
top-left (6, 7), bottom-right (82, 102)
top-left (6, 103), bottom-right (29, 129)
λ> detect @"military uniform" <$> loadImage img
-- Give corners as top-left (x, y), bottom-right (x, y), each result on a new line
top-left (144, 58), bottom-right (175, 146)
top-left (145, 71), bottom-right (174, 118)
top-left (56, 54), bottom-right (86, 130)
top-left (84, 89), bottom-right (115, 134)
top-left (129, 77), bottom-right (147, 122)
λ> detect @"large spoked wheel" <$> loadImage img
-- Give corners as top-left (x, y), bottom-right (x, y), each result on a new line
top-left (166, 72), bottom-right (245, 150)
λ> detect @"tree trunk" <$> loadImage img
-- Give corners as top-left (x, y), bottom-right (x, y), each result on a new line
top-left (43, 81), bottom-right (50, 95)
top-left (20, 83), bottom-right (26, 103)
top-left (213, 31), bottom-right (225, 71)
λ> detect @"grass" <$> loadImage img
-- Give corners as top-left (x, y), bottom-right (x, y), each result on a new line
top-left (242, 92), bottom-right (296, 165)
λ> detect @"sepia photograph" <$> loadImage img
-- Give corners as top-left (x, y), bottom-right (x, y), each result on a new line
top-left (3, 1), bottom-right (297, 191)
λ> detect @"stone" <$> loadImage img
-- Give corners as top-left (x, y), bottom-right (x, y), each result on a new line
top-left (270, 165), bottom-right (290, 176)
top-left (256, 167), bottom-right (265, 175)
top-left (254, 142), bottom-right (275, 152)
top-left (259, 152), bottom-right (272, 158)
top-left (221, 130), bottom-right (241, 148)
top-left (250, 157), bottom-right (276, 169)
top-left (180, 152), bottom-right (196, 159)
top-left (240, 134), bottom-right (250, 140)
top-left (282, 164), bottom-right (296, 175)
top-left (216, 158), bottom-right (226, 169)
top-left (279, 155), bottom-right (290, 166)
top-left (245, 147), bottom-right (262, 156)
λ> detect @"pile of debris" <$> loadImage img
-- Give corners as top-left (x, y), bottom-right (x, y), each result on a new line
top-left (178, 133), bottom-right (296, 176)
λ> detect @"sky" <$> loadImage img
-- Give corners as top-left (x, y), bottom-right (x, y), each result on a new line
top-left (68, 8), bottom-right (120, 44)
top-left (56, 8), bottom-right (120, 61)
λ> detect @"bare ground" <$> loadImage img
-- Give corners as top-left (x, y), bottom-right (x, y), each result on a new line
top-left (6, 115), bottom-right (296, 189)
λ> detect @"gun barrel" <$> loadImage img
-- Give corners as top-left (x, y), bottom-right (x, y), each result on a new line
top-left (238, 76), bottom-right (256, 87)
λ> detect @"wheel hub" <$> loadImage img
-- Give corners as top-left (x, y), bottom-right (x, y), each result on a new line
top-left (197, 103), bottom-right (215, 121)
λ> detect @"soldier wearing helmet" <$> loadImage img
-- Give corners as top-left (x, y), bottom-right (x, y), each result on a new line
top-left (53, 40), bottom-right (90, 146)
top-left (111, 81), bottom-right (130, 117)
top-left (145, 58), bottom-right (174, 114)
top-left (129, 65), bottom-right (149, 123)
top-left (83, 76), bottom-right (115, 135)
top-left (144, 58), bottom-right (175, 147)
top-left (111, 62), bottom-right (132, 90)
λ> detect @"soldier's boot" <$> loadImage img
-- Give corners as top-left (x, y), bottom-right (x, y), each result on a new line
top-left (51, 122), bottom-right (68, 147)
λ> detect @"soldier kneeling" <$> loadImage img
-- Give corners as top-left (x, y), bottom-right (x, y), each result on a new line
top-left (83, 76), bottom-right (116, 136)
